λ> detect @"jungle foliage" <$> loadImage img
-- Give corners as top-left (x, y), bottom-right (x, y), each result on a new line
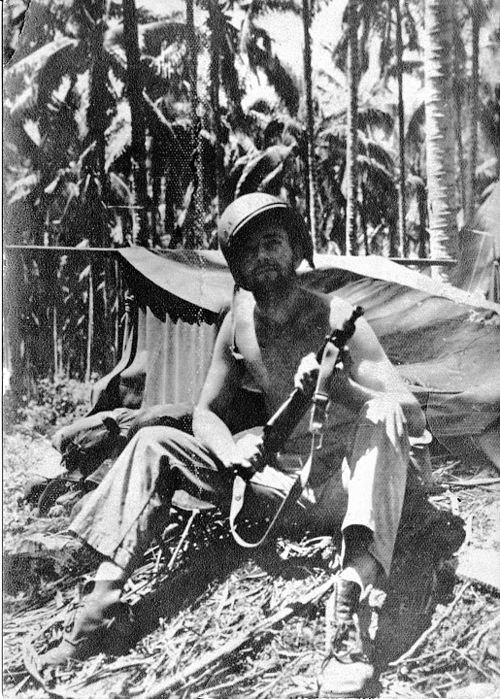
top-left (3, 0), bottom-right (500, 391)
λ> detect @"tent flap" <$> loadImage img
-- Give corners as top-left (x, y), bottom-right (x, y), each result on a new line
top-left (107, 248), bottom-right (500, 461)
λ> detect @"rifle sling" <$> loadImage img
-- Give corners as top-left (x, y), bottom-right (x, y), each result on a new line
top-left (229, 451), bottom-right (313, 549)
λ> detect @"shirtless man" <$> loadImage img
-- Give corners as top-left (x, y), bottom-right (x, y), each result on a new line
top-left (40, 194), bottom-right (425, 697)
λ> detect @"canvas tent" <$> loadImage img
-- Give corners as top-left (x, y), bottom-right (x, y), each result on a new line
top-left (452, 179), bottom-right (500, 301)
top-left (85, 247), bottom-right (500, 468)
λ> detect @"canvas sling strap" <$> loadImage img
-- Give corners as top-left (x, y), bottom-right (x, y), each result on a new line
top-left (228, 288), bottom-right (362, 548)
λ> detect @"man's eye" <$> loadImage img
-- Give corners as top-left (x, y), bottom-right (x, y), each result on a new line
top-left (242, 244), bottom-right (258, 255)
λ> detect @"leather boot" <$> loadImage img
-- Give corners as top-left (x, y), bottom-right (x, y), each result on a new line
top-left (38, 580), bottom-right (133, 667)
top-left (318, 579), bottom-right (377, 698)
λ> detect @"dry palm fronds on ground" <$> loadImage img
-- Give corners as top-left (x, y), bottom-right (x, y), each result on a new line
top-left (378, 461), bottom-right (500, 698)
top-left (9, 525), bottom-right (340, 699)
top-left (3, 433), bottom-right (500, 699)
top-left (381, 583), bottom-right (500, 698)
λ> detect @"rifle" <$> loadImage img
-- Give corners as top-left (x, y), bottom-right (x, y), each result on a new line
top-left (232, 305), bottom-right (364, 478)
top-left (229, 305), bottom-right (364, 547)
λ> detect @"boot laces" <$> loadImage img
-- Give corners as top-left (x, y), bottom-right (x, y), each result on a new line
top-left (62, 596), bottom-right (85, 636)
top-left (330, 618), bottom-right (368, 664)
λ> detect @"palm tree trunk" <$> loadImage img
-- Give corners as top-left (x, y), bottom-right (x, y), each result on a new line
top-left (455, 106), bottom-right (467, 217)
top-left (360, 186), bottom-right (369, 254)
top-left (186, 0), bottom-right (204, 248)
top-left (93, 1), bottom-right (109, 215)
top-left (53, 304), bottom-right (58, 377)
top-left (451, 10), bottom-right (467, 217)
top-left (114, 259), bottom-right (120, 364)
top-left (417, 180), bottom-right (428, 258)
top-left (209, 0), bottom-right (224, 221)
top-left (164, 165), bottom-right (176, 244)
top-left (424, 0), bottom-right (458, 281)
top-left (6, 252), bottom-right (24, 397)
top-left (85, 265), bottom-right (94, 384)
top-left (395, 0), bottom-right (407, 256)
top-left (79, 0), bottom-right (109, 250)
top-left (454, 67), bottom-right (467, 216)
top-left (467, 0), bottom-right (480, 223)
top-left (123, 0), bottom-right (149, 246)
top-left (150, 129), bottom-right (163, 247)
top-left (302, 0), bottom-right (317, 251)
top-left (346, 0), bottom-right (359, 255)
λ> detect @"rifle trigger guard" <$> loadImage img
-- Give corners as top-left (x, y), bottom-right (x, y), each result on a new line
top-left (230, 464), bottom-right (256, 481)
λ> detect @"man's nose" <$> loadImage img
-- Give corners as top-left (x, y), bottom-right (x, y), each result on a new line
top-left (256, 240), bottom-right (270, 259)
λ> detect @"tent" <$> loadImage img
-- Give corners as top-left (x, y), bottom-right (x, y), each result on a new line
top-left (85, 247), bottom-right (500, 468)
top-left (452, 179), bottom-right (500, 301)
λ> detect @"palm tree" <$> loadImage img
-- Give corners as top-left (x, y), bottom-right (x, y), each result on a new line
top-left (302, 0), bottom-right (317, 249)
top-left (3, 0), bottom-right (27, 64)
top-left (453, 17), bottom-right (468, 218)
top-left (345, 0), bottom-right (359, 255)
top-left (79, 0), bottom-right (111, 381)
top-left (466, 0), bottom-right (490, 222)
top-left (239, 0), bottom-right (301, 116)
top-left (423, 0), bottom-right (458, 280)
top-left (208, 0), bottom-right (224, 219)
top-left (185, 0), bottom-right (205, 248)
top-left (468, 0), bottom-right (480, 223)
top-left (123, 0), bottom-right (149, 246)
top-left (394, 0), bottom-right (407, 256)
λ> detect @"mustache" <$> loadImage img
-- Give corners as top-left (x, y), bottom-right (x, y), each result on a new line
top-left (255, 263), bottom-right (280, 272)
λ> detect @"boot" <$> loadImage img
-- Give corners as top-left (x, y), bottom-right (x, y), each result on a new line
top-left (38, 580), bottom-right (133, 667)
top-left (318, 579), bottom-right (377, 698)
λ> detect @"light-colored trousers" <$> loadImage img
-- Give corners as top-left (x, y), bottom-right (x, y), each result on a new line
top-left (70, 397), bottom-right (410, 578)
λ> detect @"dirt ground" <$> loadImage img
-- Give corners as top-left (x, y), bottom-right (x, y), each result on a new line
top-left (3, 431), bottom-right (500, 698)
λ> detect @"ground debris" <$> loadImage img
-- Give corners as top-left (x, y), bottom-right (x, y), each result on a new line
top-left (381, 584), bottom-right (500, 698)
top-left (17, 530), bottom-right (336, 699)
top-left (377, 467), bottom-right (500, 698)
top-left (4, 434), bottom-right (500, 699)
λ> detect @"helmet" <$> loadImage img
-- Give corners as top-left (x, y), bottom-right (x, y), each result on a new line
top-left (218, 193), bottom-right (314, 273)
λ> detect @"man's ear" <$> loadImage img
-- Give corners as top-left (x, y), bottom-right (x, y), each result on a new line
top-left (283, 227), bottom-right (302, 268)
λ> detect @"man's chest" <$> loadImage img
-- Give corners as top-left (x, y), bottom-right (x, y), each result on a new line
top-left (258, 325), bottom-right (326, 408)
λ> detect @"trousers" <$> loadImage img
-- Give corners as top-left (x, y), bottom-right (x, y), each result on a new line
top-left (69, 397), bottom-right (410, 577)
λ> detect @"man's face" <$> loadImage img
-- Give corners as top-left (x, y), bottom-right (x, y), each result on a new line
top-left (233, 220), bottom-right (298, 290)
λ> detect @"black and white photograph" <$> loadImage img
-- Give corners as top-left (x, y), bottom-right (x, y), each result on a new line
top-left (3, 0), bottom-right (500, 697)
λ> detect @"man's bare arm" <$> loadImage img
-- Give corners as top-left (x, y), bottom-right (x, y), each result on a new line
top-left (192, 313), bottom-right (241, 467)
top-left (328, 302), bottom-right (426, 437)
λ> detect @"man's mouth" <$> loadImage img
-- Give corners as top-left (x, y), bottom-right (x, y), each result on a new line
top-left (255, 265), bottom-right (279, 274)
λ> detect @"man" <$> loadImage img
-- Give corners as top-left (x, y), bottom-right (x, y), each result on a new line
top-left (40, 193), bottom-right (425, 697)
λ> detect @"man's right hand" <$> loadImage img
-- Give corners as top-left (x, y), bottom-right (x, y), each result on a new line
top-left (229, 431), bottom-right (268, 473)
top-left (294, 352), bottom-right (320, 394)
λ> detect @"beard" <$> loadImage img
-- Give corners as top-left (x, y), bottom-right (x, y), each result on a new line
top-left (244, 258), bottom-right (296, 291)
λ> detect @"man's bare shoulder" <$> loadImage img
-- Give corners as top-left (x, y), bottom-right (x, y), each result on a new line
top-left (298, 287), bottom-right (331, 310)
top-left (300, 289), bottom-right (354, 317)
top-left (295, 288), bottom-right (331, 328)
